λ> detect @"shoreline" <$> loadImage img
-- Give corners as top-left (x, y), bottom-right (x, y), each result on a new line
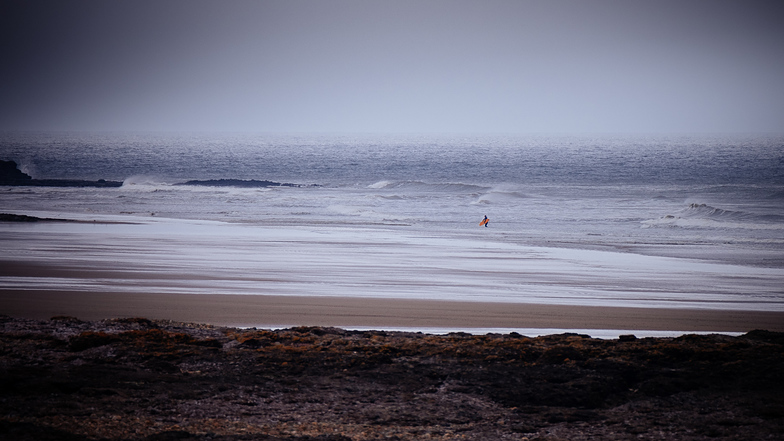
top-left (3, 290), bottom-right (783, 335)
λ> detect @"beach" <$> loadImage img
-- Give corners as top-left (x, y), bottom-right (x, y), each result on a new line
top-left (3, 290), bottom-right (784, 336)
top-left (3, 133), bottom-right (783, 338)
top-left (4, 221), bottom-right (783, 439)
top-left (2, 133), bottom-right (784, 440)
top-left (2, 1), bottom-right (784, 435)
top-left (2, 215), bottom-right (784, 338)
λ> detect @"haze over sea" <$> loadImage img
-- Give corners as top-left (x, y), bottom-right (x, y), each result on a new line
top-left (1, 132), bottom-right (784, 331)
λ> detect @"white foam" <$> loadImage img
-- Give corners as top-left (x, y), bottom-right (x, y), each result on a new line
top-left (368, 180), bottom-right (393, 189)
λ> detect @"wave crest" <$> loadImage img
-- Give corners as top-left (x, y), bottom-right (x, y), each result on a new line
top-left (473, 189), bottom-right (530, 205)
top-left (684, 203), bottom-right (750, 220)
top-left (368, 180), bottom-right (394, 189)
top-left (367, 180), bottom-right (487, 193)
top-left (122, 175), bottom-right (171, 187)
top-left (643, 202), bottom-right (784, 230)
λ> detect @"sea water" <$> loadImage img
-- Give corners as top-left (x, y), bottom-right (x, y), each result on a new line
top-left (1, 132), bottom-right (783, 315)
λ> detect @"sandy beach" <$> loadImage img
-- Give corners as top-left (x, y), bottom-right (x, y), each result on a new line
top-left (2, 218), bottom-right (783, 336)
top-left (3, 289), bottom-right (783, 334)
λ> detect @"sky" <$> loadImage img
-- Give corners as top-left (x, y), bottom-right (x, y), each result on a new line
top-left (1, 0), bottom-right (783, 134)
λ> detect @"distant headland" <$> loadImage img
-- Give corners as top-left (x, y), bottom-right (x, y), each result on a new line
top-left (2, 160), bottom-right (318, 189)
top-left (0, 160), bottom-right (123, 187)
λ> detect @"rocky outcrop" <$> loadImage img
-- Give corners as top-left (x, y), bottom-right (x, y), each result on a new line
top-left (0, 160), bottom-right (32, 183)
top-left (2, 160), bottom-right (318, 189)
top-left (1, 316), bottom-right (782, 440)
top-left (0, 213), bottom-right (70, 222)
top-left (175, 179), bottom-right (302, 188)
top-left (0, 160), bottom-right (122, 187)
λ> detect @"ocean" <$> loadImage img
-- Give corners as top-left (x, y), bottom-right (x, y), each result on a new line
top-left (1, 132), bottom-right (783, 320)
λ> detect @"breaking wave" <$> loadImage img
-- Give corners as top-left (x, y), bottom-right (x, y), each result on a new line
top-left (367, 180), bottom-right (487, 194)
top-left (473, 188), bottom-right (531, 205)
top-left (122, 175), bottom-right (172, 187)
top-left (683, 203), bottom-right (753, 221)
top-left (643, 203), bottom-right (784, 230)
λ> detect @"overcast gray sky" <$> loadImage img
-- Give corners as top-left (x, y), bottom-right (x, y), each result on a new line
top-left (1, 0), bottom-right (782, 133)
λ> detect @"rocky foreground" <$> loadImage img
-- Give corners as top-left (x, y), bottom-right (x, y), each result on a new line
top-left (1, 316), bottom-right (782, 440)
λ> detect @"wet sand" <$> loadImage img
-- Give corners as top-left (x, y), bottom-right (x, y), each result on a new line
top-left (2, 289), bottom-right (783, 333)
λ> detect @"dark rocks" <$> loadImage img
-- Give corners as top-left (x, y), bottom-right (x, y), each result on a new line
top-left (0, 213), bottom-right (50, 222)
top-left (20, 178), bottom-right (124, 187)
top-left (2, 159), bottom-right (319, 189)
top-left (0, 160), bottom-right (32, 183)
top-left (1, 316), bottom-right (783, 440)
top-left (0, 160), bottom-right (122, 187)
top-left (175, 179), bottom-right (311, 188)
